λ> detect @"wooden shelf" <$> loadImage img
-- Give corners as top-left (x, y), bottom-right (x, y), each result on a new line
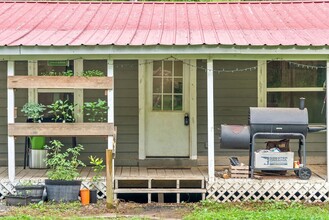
top-left (8, 123), bottom-right (114, 136)
top-left (8, 76), bottom-right (112, 89)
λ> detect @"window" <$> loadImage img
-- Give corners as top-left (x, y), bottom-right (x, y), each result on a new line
top-left (267, 61), bottom-right (326, 123)
top-left (152, 60), bottom-right (183, 111)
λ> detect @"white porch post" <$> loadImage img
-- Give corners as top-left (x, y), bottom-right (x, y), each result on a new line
top-left (326, 60), bottom-right (329, 182)
top-left (107, 59), bottom-right (114, 150)
top-left (207, 59), bottom-right (215, 183)
top-left (7, 61), bottom-right (15, 183)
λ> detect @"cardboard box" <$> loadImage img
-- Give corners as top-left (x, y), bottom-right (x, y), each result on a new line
top-left (254, 151), bottom-right (294, 169)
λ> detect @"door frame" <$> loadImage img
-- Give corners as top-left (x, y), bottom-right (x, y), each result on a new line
top-left (138, 59), bottom-right (197, 160)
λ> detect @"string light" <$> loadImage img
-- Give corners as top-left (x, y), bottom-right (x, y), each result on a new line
top-left (5, 57), bottom-right (329, 73)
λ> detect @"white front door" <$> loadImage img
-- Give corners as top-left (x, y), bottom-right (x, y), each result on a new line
top-left (144, 60), bottom-right (191, 157)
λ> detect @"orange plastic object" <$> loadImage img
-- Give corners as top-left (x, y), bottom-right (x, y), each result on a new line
top-left (80, 188), bottom-right (90, 205)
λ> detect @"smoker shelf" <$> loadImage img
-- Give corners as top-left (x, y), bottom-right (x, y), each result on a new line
top-left (250, 132), bottom-right (310, 180)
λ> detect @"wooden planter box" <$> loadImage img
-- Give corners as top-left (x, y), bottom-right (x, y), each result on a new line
top-left (8, 76), bottom-right (112, 89)
top-left (8, 123), bottom-right (114, 137)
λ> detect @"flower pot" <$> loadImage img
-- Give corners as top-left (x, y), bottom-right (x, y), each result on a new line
top-left (29, 149), bottom-right (47, 169)
top-left (45, 179), bottom-right (82, 202)
top-left (15, 185), bottom-right (45, 203)
top-left (90, 189), bottom-right (97, 204)
top-left (80, 188), bottom-right (90, 205)
top-left (6, 195), bottom-right (31, 206)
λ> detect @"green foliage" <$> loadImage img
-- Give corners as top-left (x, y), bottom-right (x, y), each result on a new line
top-left (40, 70), bottom-right (73, 76)
top-left (21, 103), bottom-right (46, 123)
top-left (82, 70), bottom-right (105, 77)
top-left (47, 99), bottom-right (75, 122)
top-left (89, 155), bottom-right (105, 185)
top-left (45, 140), bottom-right (85, 181)
top-left (184, 200), bottom-right (329, 220)
top-left (83, 99), bottom-right (108, 122)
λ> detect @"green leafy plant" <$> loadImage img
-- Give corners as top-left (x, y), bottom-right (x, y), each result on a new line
top-left (83, 99), bottom-right (108, 122)
top-left (40, 70), bottom-right (73, 76)
top-left (82, 70), bottom-right (105, 77)
top-left (89, 155), bottom-right (105, 186)
top-left (21, 103), bottom-right (46, 123)
top-left (47, 99), bottom-right (75, 123)
top-left (45, 140), bottom-right (85, 181)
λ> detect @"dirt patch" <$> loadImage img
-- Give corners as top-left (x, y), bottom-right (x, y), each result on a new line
top-left (115, 202), bottom-right (194, 219)
top-left (2, 200), bottom-right (194, 219)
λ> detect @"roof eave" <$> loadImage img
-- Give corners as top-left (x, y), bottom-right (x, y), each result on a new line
top-left (1, 45), bottom-right (329, 60)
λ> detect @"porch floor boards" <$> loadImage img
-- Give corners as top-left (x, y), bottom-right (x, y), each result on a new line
top-left (0, 165), bottom-right (326, 181)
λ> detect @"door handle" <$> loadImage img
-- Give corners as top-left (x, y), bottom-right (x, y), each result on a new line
top-left (184, 113), bottom-right (189, 126)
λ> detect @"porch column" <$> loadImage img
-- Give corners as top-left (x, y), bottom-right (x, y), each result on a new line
top-left (107, 59), bottom-right (114, 150)
top-left (326, 60), bottom-right (329, 182)
top-left (207, 59), bottom-right (215, 183)
top-left (7, 61), bottom-right (15, 182)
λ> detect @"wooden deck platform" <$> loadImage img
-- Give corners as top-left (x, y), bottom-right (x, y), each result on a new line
top-left (0, 165), bottom-right (325, 181)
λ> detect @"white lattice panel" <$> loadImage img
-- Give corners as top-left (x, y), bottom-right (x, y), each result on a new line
top-left (206, 178), bottom-right (329, 203)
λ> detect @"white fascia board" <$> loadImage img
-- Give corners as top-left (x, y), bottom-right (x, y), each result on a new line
top-left (0, 45), bottom-right (329, 59)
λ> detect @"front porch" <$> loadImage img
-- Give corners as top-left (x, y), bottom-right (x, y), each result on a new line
top-left (0, 165), bottom-right (327, 203)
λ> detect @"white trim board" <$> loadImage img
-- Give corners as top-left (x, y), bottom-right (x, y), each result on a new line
top-left (1, 45), bottom-right (329, 57)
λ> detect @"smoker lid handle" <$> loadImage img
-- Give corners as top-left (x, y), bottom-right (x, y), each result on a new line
top-left (308, 126), bottom-right (327, 133)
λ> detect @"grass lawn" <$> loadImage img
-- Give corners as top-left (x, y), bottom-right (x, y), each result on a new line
top-left (184, 200), bottom-right (329, 220)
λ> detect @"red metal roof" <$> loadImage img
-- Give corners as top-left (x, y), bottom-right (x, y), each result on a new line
top-left (0, 1), bottom-right (328, 47)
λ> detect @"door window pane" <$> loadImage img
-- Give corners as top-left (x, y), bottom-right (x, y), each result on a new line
top-left (174, 95), bottom-right (183, 110)
top-left (163, 78), bottom-right (172, 93)
top-left (153, 95), bottom-right (162, 110)
top-left (153, 78), bottom-right (162, 93)
top-left (152, 60), bottom-right (183, 111)
top-left (163, 95), bottom-right (172, 110)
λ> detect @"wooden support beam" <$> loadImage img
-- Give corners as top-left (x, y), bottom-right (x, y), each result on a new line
top-left (8, 123), bottom-right (114, 136)
top-left (106, 149), bottom-right (114, 208)
top-left (8, 76), bottom-right (113, 89)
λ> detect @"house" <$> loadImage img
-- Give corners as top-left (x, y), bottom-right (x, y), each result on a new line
top-left (0, 1), bottom-right (328, 202)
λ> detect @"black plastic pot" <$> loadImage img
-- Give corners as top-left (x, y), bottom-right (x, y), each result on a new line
top-left (45, 179), bottom-right (82, 202)
top-left (90, 189), bottom-right (97, 203)
top-left (15, 185), bottom-right (45, 203)
top-left (6, 195), bottom-right (31, 206)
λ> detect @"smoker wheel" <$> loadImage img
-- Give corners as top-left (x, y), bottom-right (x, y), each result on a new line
top-left (298, 167), bottom-right (312, 180)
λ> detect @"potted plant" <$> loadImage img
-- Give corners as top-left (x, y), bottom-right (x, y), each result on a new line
top-left (21, 102), bottom-right (47, 168)
top-left (83, 99), bottom-right (109, 122)
top-left (89, 155), bottom-right (105, 203)
top-left (14, 180), bottom-right (45, 203)
top-left (44, 140), bottom-right (85, 202)
top-left (47, 99), bottom-right (75, 123)
top-left (21, 102), bottom-right (46, 123)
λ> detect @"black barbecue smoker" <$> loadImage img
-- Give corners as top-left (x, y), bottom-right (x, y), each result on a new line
top-left (220, 98), bottom-right (325, 180)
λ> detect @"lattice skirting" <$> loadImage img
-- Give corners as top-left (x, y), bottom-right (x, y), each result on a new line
top-left (0, 179), bottom-right (107, 200)
top-left (206, 178), bottom-right (329, 203)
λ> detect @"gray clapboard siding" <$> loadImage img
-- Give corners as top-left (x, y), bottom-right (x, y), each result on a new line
top-left (113, 60), bottom-right (139, 166)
